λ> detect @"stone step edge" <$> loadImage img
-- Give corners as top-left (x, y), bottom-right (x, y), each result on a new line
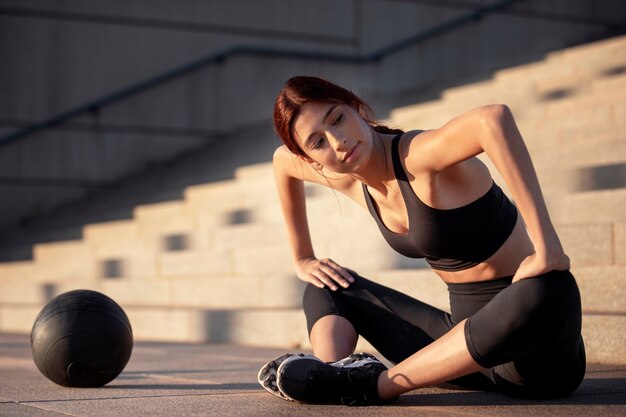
top-left (1, 303), bottom-right (623, 365)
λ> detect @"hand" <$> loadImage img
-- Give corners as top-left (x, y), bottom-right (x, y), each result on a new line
top-left (512, 249), bottom-right (570, 283)
top-left (294, 256), bottom-right (355, 291)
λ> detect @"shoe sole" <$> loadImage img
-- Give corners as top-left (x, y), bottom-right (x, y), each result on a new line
top-left (258, 353), bottom-right (316, 401)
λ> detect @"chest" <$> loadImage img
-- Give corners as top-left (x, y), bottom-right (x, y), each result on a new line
top-left (364, 186), bottom-right (410, 234)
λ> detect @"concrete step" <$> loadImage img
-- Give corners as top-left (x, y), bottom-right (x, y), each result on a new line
top-left (133, 201), bottom-right (196, 250)
top-left (125, 305), bottom-right (307, 346)
top-left (32, 240), bottom-right (97, 282)
top-left (546, 34), bottom-right (626, 68)
top-left (391, 88), bottom-right (625, 150)
top-left (232, 243), bottom-right (297, 275)
top-left (582, 314), bottom-right (626, 365)
top-left (234, 161), bottom-right (275, 180)
top-left (0, 303), bottom-right (41, 334)
top-left (167, 274), bottom-right (305, 310)
top-left (520, 97), bottom-right (626, 152)
top-left (539, 126), bottom-right (624, 155)
top-left (320, 239), bottom-right (409, 272)
top-left (548, 188), bottom-right (626, 224)
top-left (209, 223), bottom-right (289, 252)
top-left (0, 261), bottom-right (42, 282)
top-left (184, 178), bottom-right (279, 240)
top-left (532, 139), bottom-right (626, 172)
top-left (531, 139), bottom-right (626, 196)
top-left (557, 223), bottom-right (621, 268)
top-left (495, 35), bottom-right (626, 85)
top-left (83, 220), bottom-right (139, 251)
top-left (574, 265), bottom-right (626, 313)
top-left (545, 87), bottom-right (626, 116)
top-left (0, 265), bottom-right (304, 312)
top-left (0, 265), bottom-right (55, 305)
top-left (83, 220), bottom-right (158, 279)
top-left (591, 71), bottom-right (626, 94)
top-left (185, 174), bottom-right (276, 211)
top-left (0, 300), bottom-right (308, 347)
top-left (159, 248), bottom-right (235, 277)
top-left (617, 223), bottom-right (626, 265)
top-left (389, 35), bottom-right (626, 152)
top-left (435, 38), bottom-right (626, 112)
top-left (390, 100), bottom-right (461, 131)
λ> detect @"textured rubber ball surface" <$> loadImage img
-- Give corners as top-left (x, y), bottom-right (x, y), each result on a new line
top-left (30, 289), bottom-right (133, 387)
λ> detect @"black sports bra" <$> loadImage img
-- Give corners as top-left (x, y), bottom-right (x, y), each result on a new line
top-left (362, 133), bottom-right (518, 272)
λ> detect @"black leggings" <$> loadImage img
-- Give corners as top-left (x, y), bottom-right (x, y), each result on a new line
top-left (303, 269), bottom-right (586, 398)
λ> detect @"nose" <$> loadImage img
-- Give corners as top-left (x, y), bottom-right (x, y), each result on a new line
top-left (328, 132), bottom-right (348, 151)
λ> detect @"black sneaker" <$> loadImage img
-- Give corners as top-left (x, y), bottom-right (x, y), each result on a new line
top-left (257, 353), bottom-right (315, 400)
top-left (258, 352), bottom-right (382, 401)
top-left (276, 354), bottom-right (390, 406)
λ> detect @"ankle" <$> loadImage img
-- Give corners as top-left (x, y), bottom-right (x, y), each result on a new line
top-left (376, 370), bottom-right (399, 401)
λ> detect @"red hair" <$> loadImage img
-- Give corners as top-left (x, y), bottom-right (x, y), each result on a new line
top-left (273, 76), bottom-right (402, 157)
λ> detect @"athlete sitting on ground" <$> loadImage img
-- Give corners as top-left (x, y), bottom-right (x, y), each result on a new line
top-left (257, 76), bottom-right (585, 406)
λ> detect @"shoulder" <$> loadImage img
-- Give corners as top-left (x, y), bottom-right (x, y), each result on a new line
top-left (400, 105), bottom-right (513, 173)
top-left (399, 129), bottom-right (430, 174)
top-left (273, 145), bottom-right (310, 181)
top-left (272, 145), bottom-right (359, 191)
top-left (273, 144), bottom-right (294, 161)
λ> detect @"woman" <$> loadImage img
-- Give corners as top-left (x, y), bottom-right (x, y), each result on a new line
top-left (257, 76), bottom-right (585, 406)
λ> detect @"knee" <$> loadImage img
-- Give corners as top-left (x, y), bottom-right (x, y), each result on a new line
top-left (303, 283), bottom-right (331, 312)
top-left (514, 278), bottom-right (552, 316)
top-left (514, 271), bottom-right (579, 317)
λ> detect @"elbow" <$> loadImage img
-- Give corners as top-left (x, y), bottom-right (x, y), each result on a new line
top-left (477, 104), bottom-right (515, 138)
top-left (479, 104), bottom-right (513, 125)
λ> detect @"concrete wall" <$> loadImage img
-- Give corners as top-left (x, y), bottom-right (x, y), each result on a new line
top-left (1, 0), bottom-right (625, 234)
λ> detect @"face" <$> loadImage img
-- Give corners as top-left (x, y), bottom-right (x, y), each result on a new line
top-left (292, 101), bottom-right (374, 174)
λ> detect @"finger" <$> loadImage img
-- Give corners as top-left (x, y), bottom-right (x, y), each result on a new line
top-left (312, 271), bottom-right (339, 291)
top-left (326, 260), bottom-right (355, 283)
top-left (512, 263), bottom-right (532, 282)
top-left (511, 273), bottom-right (523, 283)
top-left (320, 259), bottom-right (354, 287)
top-left (318, 264), bottom-right (351, 289)
top-left (306, 275), bottom-right (326, 289)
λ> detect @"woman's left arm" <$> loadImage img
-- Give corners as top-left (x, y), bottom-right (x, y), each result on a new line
top-left (410, 104), bottom-right (569, 281)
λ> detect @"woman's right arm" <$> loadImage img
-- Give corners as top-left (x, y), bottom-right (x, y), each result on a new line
top-left (273, 146), bottom-right (354, 291)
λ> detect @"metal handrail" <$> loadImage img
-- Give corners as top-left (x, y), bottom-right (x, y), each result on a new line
top-left (0, 0), bottom-right (522, 147)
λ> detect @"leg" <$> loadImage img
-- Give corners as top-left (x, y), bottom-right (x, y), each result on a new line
top-left (303, 273), bottom-right (456, 365)
top-left (277, 317), bottom-right (485, 405)
top-left (309, 315), bottom-right (358, 362)
top-left (380, 270), bottom-right (586, 400)
top-left (378, 319), bottom-right (483, 400)
top-left (487, 272), bottom-right (585, 398)
top-left (275, 273), bottom-right (503, 405)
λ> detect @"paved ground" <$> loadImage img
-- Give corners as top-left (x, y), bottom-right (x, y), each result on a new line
top-left (1, 332), bottom-right (625, 417)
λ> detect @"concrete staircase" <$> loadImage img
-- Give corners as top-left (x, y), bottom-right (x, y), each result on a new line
top-left (1, 35), bottom-right (625, 365)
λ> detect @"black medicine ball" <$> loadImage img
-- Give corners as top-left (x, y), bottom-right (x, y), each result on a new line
top-left (30, 289), bottom-right (133, 387)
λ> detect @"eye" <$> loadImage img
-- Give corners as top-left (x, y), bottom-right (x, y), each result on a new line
top-left (311, 137), bottom-right (324, 150)
top-left (333, 113), bottom-right (344, 125)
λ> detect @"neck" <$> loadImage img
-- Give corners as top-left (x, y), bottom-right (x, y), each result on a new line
top-left (351, 131), bottom-right (397, 194)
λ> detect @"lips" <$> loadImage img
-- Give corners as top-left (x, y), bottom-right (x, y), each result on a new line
top-left (343, 144), bottom-right (358, 162)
